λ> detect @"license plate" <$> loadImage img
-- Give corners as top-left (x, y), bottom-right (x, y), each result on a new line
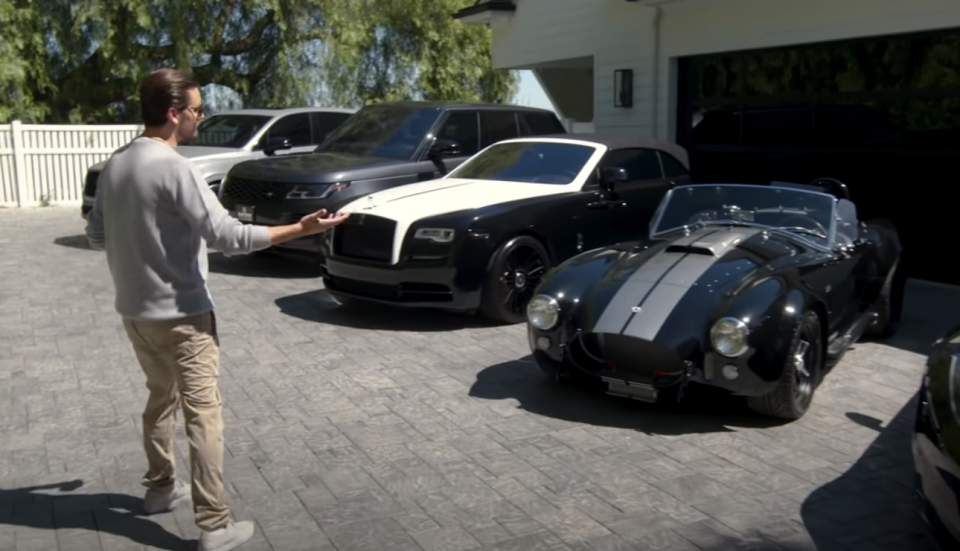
top-left (235, 205), bottom-right (254, 222)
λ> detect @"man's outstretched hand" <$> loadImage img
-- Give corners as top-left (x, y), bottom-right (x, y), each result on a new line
top-left (299, 209), bottom-right (350, 234)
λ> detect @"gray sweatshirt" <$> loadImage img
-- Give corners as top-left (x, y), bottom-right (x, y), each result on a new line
top-left (85, 136), bottom-right (272, 320)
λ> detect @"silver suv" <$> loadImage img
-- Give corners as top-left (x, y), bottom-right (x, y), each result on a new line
top-left (80, 106), bottom-right (357, 218)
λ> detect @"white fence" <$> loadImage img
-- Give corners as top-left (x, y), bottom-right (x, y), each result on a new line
top-left (0, 121), bottom-right (143, 208)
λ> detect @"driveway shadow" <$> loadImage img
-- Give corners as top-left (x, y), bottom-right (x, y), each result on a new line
top-left (207, 250), bottom-right (321, 279)
top-left (275, 289), bottom-right (500, 332)
top-left (52, 235), bottom-right (96, 251)
top-left (0, 480), bottom-right (186, 550)
top-left (468, 356), bottom-right (787, 435)
top-left (800, 394), bottom-right (929, 549)
top-left (862, 279), bottom-right (960, 356)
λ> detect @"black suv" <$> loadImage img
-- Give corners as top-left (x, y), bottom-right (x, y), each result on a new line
top-left (218, 101), bottom-right (567, 253)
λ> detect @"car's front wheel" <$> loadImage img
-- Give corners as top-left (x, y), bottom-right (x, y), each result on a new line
top-left (479, 235), bottom-right (551, 324)
top-left (747, 309), bottom-right (823, 420)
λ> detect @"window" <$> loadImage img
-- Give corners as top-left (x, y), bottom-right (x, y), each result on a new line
top-left (481, 111), bottom-right (519, 148)
top-left (598, 148), bottom-right (662, 181)
top-left (183, 114), bottom-right (272, 148)
top-left (265, 113), bottom-right (312, 147)
top-left (311, 112), bottom-right (353, 144)
top-left (435, 111), bottom-right (480, 156)
top-left (659, 152), bottom-right (688, 178)
top-left (449, 142), bottom-right (595, 185)
top-left (519, 112), bottom-right (566, 136)
top-left (317, 104), bottom-right (442, 160)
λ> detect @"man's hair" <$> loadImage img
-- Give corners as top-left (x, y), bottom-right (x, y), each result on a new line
top-left (139, 68), bottom-right (200, 127)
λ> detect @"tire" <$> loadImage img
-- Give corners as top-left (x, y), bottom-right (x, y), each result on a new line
top-left (747, 310), bottom-right (823, 420)
top-left (865, 260), bottom-right (899, 338)
top-left (479, 235), bottom-right (551, 325)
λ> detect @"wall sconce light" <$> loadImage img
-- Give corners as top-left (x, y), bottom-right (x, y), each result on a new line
top-left (614, 69), bottom-right (633, 108)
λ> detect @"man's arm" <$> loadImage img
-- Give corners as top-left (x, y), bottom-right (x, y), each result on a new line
top-left (85, 172), bottom-right (106, 251)
top-left (171, 162), bottom-right (340, 255)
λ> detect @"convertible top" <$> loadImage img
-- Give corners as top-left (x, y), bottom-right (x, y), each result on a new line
top-left (536, 132), bottom-right (691, 170)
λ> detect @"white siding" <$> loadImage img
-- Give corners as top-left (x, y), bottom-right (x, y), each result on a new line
top-left (592, 3), bottom-right (656, 133)
top-left (489, 0), bottom-right (600, 68)
top-left (655, 0), bottom-right (960, 140)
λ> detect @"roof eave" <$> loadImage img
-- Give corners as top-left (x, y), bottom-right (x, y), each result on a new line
top-left (453, 1), bottom-right (516, 25)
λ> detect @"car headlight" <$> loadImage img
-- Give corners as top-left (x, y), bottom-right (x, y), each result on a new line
top-left (414, 228), bottom-right (455, 243)
top-left (286, 182), bottom-right (350, 200)
top-left (710, 317), bottom-right (750, 357)
top-left (527, 294), bottom-right (560, 330)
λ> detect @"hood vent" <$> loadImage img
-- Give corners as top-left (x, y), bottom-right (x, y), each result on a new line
top-left (666, 243), bottom-right (718, 256)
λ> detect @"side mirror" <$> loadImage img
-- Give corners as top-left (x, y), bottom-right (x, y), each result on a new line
top-left (263, 137), bottom-right (293, 156)
top-left (598, 166), bottom-right (629, 196)
top-left (429, 138), bottom-right (462, 158)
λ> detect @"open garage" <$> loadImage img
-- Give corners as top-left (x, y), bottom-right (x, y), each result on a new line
top-left (461, 0), bottom-right (960, 287)
top-left (676, 28), bottom-right (960, 286)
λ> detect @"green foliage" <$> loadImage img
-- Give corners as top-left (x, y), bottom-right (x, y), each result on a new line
top-left (316, 0), bottom-right (518, 107)
top-left (0, 0), bottom-right (517, 124)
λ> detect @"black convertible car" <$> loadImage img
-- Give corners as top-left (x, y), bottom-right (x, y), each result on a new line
top-left (321, 133), bottom-right (692, 324)
top-left (525, 179), bottom-right (902, 420)
top-left (915, 322), bottom-right (960, 549)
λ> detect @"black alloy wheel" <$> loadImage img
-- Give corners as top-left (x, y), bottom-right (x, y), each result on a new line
top-left (480, 236), bottom-right (551, 324)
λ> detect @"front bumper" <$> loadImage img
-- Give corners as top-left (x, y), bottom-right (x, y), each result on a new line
top-left (528, 324), bottom-right (777, 401)
top-left (321, 257), bottom-right (481, 311)
top-left (221, 197), bottom-right (328, 253)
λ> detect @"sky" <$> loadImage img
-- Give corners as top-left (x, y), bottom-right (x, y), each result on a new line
top-left (513, 70), bottom-right (557, 113)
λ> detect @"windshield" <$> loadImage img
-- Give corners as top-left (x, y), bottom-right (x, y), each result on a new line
top-left (314, 104), bottom-right (442, 160)
top-left (180, 114), bottom-right (272, 148)
top-left (652, 184), bottom-right (836, 244)
top-left (449, 141), bottom-right (596, 184)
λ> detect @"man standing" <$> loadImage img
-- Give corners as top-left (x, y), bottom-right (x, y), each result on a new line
top-left (85, 68), bottom-right (348, 551)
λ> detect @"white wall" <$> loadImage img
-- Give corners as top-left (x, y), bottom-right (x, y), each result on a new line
top-left (489, 0), bottom-right (960, 139)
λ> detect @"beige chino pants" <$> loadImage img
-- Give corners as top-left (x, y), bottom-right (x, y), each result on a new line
top-left (122, 310), bottom-right (230, 531)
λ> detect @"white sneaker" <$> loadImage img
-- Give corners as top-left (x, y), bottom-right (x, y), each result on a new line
top-left (143, 479), bottom-right (191, 514)
top-left (198, 520), bottom-right (255, 551)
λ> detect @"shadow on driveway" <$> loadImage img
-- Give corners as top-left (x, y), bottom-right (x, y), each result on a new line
top-left (52, 235), bottom-right (97, 251)
top-left (799, 394), bottom-right (929, 549)
top-left (468, 356), bottom-right (787, 435)
top-left (275, 289), bottom-right (500, 332)
top-left (207, 250), bottom-right (321, 279)
top-left (0, 480), bottom-right (186, 550)
top-left (862, 279), bottom-right (960, 356)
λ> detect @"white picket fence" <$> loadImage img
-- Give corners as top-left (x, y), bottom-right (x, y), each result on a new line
top-left (0, 120), bottom-right (143, 208)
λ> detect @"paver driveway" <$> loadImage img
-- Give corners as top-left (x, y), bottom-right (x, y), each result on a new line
top-left (1, 207), bottom-right (957, 551)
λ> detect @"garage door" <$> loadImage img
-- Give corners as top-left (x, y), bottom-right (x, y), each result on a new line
top-left (676, 29), bottom-right (960, 287)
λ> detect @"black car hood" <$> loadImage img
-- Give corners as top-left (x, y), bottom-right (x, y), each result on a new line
top-left (228, 151), bottom-right (405, 184)
top-left (570, 225), bottom-right (805, 347)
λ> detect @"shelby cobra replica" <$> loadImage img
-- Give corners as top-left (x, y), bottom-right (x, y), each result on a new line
top-left (915, 322), bottom-right (960, 550)
top-left (526, 179), bottom-right (902, 420)
top-left (320, 133), bottom-right (692, 324)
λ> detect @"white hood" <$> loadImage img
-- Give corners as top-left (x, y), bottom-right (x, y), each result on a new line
top-left (337, 178), bottom-right (576, 264)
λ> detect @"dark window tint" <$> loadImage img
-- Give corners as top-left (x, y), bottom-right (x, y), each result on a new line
top-left (317, 104), bottom-right (443, 160)
top-left (451, 142), bottom-right (595, 185)
top-left (481, 111), bottom-right (519, 147)
top-left (266, 113), bottom-right (313, 147)
top-left (311, 112), bottom-right (353, 143)
top-left (599, 148), bottom-right (662, 180)
top-left (519, 112), bottom-right (566, 135)
top-left (436, 110), bottom-right (480, 156)
top-left (185, 114), bottom-right (272, 148)
top-left (659, 152), bottom-right (688, 177)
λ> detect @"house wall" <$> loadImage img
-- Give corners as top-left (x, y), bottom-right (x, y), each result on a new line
top-left (489, 0), bottom-right (960, 138)
top-left (655, 0), bottom-right (960, 141)
top-left (533, 67), bottom-right (594, 122)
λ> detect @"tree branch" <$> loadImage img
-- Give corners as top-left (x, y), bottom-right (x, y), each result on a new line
top-left (212, 0), bottom-right (240, 64)
top-left (143, 10), bottom-right (276, 62)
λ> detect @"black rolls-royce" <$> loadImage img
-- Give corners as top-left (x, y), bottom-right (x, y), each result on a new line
top-left (525, 179), bottom-right (902, 420)
top-left (320, 133), bottom-right (693, 324)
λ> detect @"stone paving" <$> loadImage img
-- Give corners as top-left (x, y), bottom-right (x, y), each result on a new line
top-left (1, 206), bottom-right (957, 551)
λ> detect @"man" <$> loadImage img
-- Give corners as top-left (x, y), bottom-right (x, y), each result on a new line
top-left (85, 68), bottom-right (348, 551)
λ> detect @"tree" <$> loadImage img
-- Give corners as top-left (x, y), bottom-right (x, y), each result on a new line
top-left (316, 0), bottom-right (518, 107)
top-left (0, 0), bottom-right (517, 124)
